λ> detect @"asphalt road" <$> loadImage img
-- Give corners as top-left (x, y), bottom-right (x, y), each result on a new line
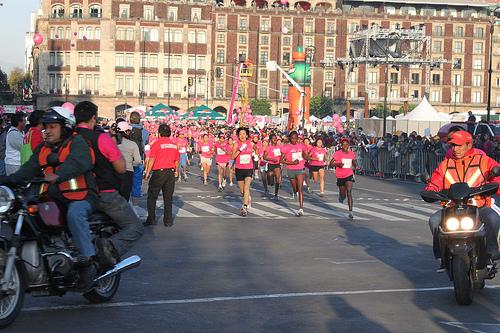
top-left (9, 165), bottom-right (500, 333)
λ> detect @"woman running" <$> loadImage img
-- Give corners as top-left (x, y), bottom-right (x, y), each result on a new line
top-left (227, 137), bottom-right (235, 186)
top-left (176, 131), bottom-right (190, 181)
top-left (214, 134), bottom-right (231, 192)
top-left (280, 131), bottom-right (307, 216)
top-left (263, 133), bottom-right (282, 199)
top-left (308, 138), bottom-right (328, 196)
top-left (231, 127), bottom-right (254, 217)
top-left (258, 138), bottom-right (269, 195)
top-left (198, 134), bottom-right (214, 185)
top-left (330, 138), bottom-right (357, 220)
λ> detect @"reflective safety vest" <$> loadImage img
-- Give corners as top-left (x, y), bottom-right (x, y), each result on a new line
top-left (38, 136), bottom-right (92, 201)
top-left (441, 154), bottom-right (491, 207)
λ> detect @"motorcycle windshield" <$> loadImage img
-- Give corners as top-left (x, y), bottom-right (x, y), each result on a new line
top-left (448, 183), bottom-right (471, 202)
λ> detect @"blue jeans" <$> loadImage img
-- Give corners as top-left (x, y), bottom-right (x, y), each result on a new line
top-left (131, 164), bottom-right (144, 198)
top-left (67, 200), bottom-right (95, 257)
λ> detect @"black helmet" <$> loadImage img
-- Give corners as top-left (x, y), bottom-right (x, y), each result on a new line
top-left (42, 107), bottom-right (76, 129)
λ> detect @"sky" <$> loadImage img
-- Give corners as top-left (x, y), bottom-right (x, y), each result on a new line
top-left (0, 0), bottom-right (41, 74)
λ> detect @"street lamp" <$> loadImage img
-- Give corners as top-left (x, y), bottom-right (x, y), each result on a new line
top-left (486, 5), bottom-right (500, 122)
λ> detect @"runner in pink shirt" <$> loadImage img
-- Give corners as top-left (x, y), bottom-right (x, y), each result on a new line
top-left (227, 137), bottom-right (235, 186)
top-left (214, 134), bottom-right (231, 191)
top-left (258, 138), bottom-right (269, 195)
top-left (263, 133), bottom-right (283, 199)
top-left (198, 134), bottom-right (214, 185)
top-left (176, 132), bottom-right (190, 181)
top-left (280, 131), bottom-right (308, 216)
top-left (330, 138), bottom-right (357, 220)
top-left (308, 138), bottom-right (328, 196)
top-left (230, 127), bottom-right (254, 217)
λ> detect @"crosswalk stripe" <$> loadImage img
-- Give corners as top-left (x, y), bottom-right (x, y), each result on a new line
top-left (397, 203), bottom-right (438, 215)
top-left (221, 201), bottom-right (286, 219)
top-left (325, 203), bottom-right (405, 221)
top-left (302, 202), bottom-right (368, 220)
top-left (184, 201), bottom-right (240, 218)
top-left (172, 203), bottom-right (198, 218)
top-left (360, 203), bottom-right (428, 220)
top-left (254, 201), bottom-right (320, 218)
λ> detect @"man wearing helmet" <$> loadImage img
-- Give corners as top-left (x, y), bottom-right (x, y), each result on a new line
top-left (4, 107), bottom-right (99, 289)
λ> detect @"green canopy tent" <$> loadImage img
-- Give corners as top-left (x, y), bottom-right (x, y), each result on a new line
top-left (144, 103), bottom-right (177, 118)
top-left (181, 105), bottom-right (225, 120)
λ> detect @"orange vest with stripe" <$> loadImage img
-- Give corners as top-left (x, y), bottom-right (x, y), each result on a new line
top-left (38, 136), bottom-right (91, 201)
top-left (440, 153), bottom-right (491, 207)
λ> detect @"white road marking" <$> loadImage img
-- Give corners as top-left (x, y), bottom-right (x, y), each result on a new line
top-left (302, 203), bottom-right (368, 220)
top-left (172, 203), bottom-right (198, 218)
top-left (184, 201), bottom-right (240, 218)
top-left (325, 203), bottom-right (406, 221)
top-left (398, 203), bottom-right (439, 215)
top-left (254, 201), bottom-right (320, 218)
top-left (360, 203), bottom-right (429, 220)
top-left (440, 321), bottom-right (500, 333)
top-left (22, 285), bottom-right (500, 313)
top-left (221, 201), bottom-right (286, 219)
top-left (315, 258), bottom-right (378, 265)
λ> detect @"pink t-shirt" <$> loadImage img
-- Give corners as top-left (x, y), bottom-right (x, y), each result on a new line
top-left (234, 140), bottom-right (254, 170)
top-left (333, 150), bottom-right (355, 179)
top-left (265, 145), bottom-right (282, 165)
top-left (198, 141), bottom-right (214, 158)
top-left (309, 147), bottom-right (328, 167)
top-left (215, 142), bottom-right (230, 163)
top-left (177, 138), bottom-right (189, 154)
top-left (282, 143), bottom-right (306, 170)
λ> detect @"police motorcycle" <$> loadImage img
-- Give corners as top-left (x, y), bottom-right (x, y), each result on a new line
top-left (420, 166), bottom-right (500, 305)
top-left (0, 179), bottom-right (141, 328)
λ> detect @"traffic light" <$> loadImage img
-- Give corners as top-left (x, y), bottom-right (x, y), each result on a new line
top-left (215, 67), bottom-right (223, 78)
top-left (187, 77), bottom-right (193, 87)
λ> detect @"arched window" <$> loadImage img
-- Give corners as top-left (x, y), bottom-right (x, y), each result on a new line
top-left (57, 27), bottom-right (64, 39)
top-left (50, 27), bottom-right (55, 39)
top-left (51, 4), bottom-right (65, 18)
top-left (400, 6), bottom-right (416, 16)
top-left (89, 4), bottom-right (102, 18)
top-left (71, 5), bottom-right (82, 18)
top-left (385, 6), bottom-right (396, 15)
top-left (462, 9), bottom-right (477, 18)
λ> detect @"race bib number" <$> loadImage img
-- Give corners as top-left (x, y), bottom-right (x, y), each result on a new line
top-left (342, 158), bottom-right (352, 169)
top-left (201, 145), bottom-right (209, 153)
top-left (217, 148), bottom-right (225, 155)
top-left (239, 154), bottom-right (251, 164)
top-left (273, 148), bottom-right (281, 157)
top-left (179, 147), bottom-right (186, 153)
top-left (317, 153), bottom-right (324, 161)
top-left (292, 152), bottom-right (303, 162)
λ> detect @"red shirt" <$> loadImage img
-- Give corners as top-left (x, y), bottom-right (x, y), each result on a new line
top-left (25, 127), bottom-right (43, 150)
top-left (149, 137), bottom-right (180, 170)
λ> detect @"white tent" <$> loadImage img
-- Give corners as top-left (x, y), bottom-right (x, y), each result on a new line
top-left (386, 116), bottom-right (395, 120)
top-left (322, 115), bottom-right (333, 122)
top-left (370, 116), bottom-right (380, 119)
top-left (309, 115), bottom-right (320, 122)
top-left (396, 96), bottom-right (451, 121)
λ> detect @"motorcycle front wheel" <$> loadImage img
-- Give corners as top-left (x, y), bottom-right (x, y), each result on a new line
top-left (83, 274), bottom-right (120, 303)
top-left (452, 255), bottom-right (474, 305)
top-left (0, 263), bottom-right (25, 329)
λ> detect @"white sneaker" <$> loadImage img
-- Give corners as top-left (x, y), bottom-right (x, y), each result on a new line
top-left (348, 212), bottom-right (354, 220)
top-left (229, 182), bottom-right (234, 187)
top-left (222, 179), bottom-right (226, 187)
top-left (296, 209), bottom-right (304, 217)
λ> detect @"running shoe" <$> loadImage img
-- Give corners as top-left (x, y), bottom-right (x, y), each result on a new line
top-left (338, 196), bottom-right (345, 204)
top-left (204, 180), bottom-right (208, 185)
top-left (229, 182), bottom-right (234, 187)
top-left (273, 194), bottom-right (279, 200)
top-left (218, 186), bottom-right (223, 192)
top-left (222, 179), bottom-right (227, 187)
top-left (240, 206), bottom-right (248, 217)
top-left (307, 187), bottom-right (312, 193)
top-left (348, 212), bottom-right (354, 220)
top-left (292, 192), bottom-right (295, 200)
top-left (296, 209), bottom-right (304, 217)
top-left (319, 192), bottom-right (324, 197)
top-left (184, 175), bottom-right (188, 182)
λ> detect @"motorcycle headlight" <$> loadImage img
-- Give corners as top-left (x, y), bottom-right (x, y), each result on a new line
top-left (460, 217), bottom-right (475, 230)
top-left (0, 186), bottom-right (14, 214)
top-left (445, 217), bottom-right (460, 231)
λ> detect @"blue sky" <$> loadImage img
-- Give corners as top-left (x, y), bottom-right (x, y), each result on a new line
top-left (0, 0), bottom-right (41, 74)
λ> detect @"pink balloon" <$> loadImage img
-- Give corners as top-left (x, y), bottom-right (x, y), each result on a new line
top-left (33, 33), bottom-right (43, 45)
top-left (61, 102), bottom-right (74, 112)
top-left (280, 0), bottom-right (288, 4)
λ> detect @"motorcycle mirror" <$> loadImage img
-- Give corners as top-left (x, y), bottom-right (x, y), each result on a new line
top-left (420, 190), bottom-right (447, 203)
top-left (490, 166), bottom-right (500, 178)
top-left (420, 173), bottom-right (431, 184)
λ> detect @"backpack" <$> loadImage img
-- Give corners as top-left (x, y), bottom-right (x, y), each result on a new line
top-left (129, 127), bottom-right (144, 160)
top-left (20, 129), bottom-right (33, 164)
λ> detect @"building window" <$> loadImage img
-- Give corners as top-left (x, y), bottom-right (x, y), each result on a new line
top-left (188, 56), bottom-right (196, 69)
top-left (454, 26), bottom-right (464, 37)
top-left (433, 26), bottom-right (443, 37)
top-left (94, 76), bottom-right (100, 93)
top-left (451, 91), bottom-right (460, 103)
top-left (421, 8), bottom-right (436, 16)
top-left (49, 52), bottom-right (55, 66)
top-left (326, 38), bottom-right (334, 48)
top-left (115, 76), bottom-right (124, 92)
top-left (474, 42), bottom-right (483, 54)
top-left (259, 86), bottom-right (268, 98)
top-left (472, 75), bottom-right (482, 87)
top-left (324, 53), bottom-right (334, 66)
top-left (79, 52), bottom-right (85, 66)
top-left (216, 84), bottom-right (224, 98)
top-left (168, 7), bottom-right (178, 21)
top-left (497, 77), bottom-right (500, 87)
top-left (472, 91), bottom-right (482, 104)
top-left (348, 23), bottom-right (357, 33)
top-left (326, 22), bottom-right (335, 34)
top-left (453, 74), bottom-right (461, 86)
top-left (125, 53), bottom-right (134, 67)
top-left (172, 78), bottom-right (181, 93)
top-left (411, 73), bottom-right (419, 84)
top-left (86, 27), bottom-right (93, 40)
top-left (95, 53), bottom-right (100, 67)
top-left (149, 77), bottom-right (157, 94)
top-left (141, 28), bottom-right (158, 41)
top-left (191, 8), bottom-right (201, 22)
top-left (304, 37), bottom-right (313, 47)
top-left (325, 71), bottom-right (334, 81)
top-left (453, 41), bottom-right (463, 53)
top-left (283, 36), bottom-right (291, 46)
top-left (282, 52), bottom-right (290, 65)
top-left (71, 5), bottom-right (82, 18)
top-left (400, 6), bottom-right (416, 15)
top-left (144, 5), bottom-right (154, 20)
top-left (390, 73), bottom-right (398, 84)
top-left (217, 34), bottom-right (224, 43)
top-left (474, 27), bottom-right (484, 38)
top-left (260, 51), bottom-right (268, 64)
top-left (304, 20), bottom-right (314, 33)
top-left (89, 4), bottom-right (102, 18)
top-left (453, 58), bottom-right (462, 69)
top-left (198, 31), bottom-right (206, 43)
top-left (348, 72), bottom-right (356, 84)
top-left (432, 74), bottom-right (440, 85)
top-left (412, 90), bottom-right (419, 99)
top-left (51, 5), bottom-right (65, 18)
top-left (261, 35), bottom-right (269, 45)
top-left (239, 34), bottom-right (247, 44)
top-left (217, 16), bottom-right (225, 29)
top-left (86, 53), bottom-right (93, 67)
top-left (94, 28), bottom-right (101, 40)
top-left (239, 18), bottom-right (248, 30)
top-left (473, 59), bottom-right (483, 70)
top-left (216, 49), bottom-right (225, 64)
top-left (430, 90), bottom-right (441, 102)
top-left (368, 72), bottom-right (377, 84)
top-left (119, 4), bottom-right (130, 19)
top-left (441, 8), bottom-right (457, 17)
top-left (150, 54), bottom-right (157, 68)
top-left (238, 52), bottom-right (247, 62)
top-left (433, 40), bottom-right (442, 53)
top-left (260, 19), bottom-right (270, 32)
top-left (165, 30), bottom-right (182, 43)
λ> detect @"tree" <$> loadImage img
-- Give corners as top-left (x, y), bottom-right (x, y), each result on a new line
top-left (310, 96), bottom-right (334, 118)
top-left (398, 103), bottom-right (417, 115)
top-left (0, 67), bottom-right (8, 90)
top-left (8, 67), bottom-right (25, 103)
top-left (249, 99), bottom-right (272, 115)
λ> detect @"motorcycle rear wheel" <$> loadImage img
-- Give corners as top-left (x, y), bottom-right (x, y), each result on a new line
top-left (0, 263), bottom-right (25, 329)
top-left (452, 255), bottom-right (474, 305)
top-left (83, 274), bottom-right (120, 304)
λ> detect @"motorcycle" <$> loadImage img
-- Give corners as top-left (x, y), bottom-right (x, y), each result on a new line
top-left (0, 179), bottom-right (141, 328)
top-left (420, 166), bottom-right (500, 305)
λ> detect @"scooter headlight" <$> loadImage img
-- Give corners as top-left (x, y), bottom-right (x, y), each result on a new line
top-left (445, 217), bottom-right (460, 231)
top-left (460, 217), bottom-right (475, 230)
top-left (0, 186), bottom-right (14, 214)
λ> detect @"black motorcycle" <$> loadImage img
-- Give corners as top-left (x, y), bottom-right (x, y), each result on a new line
top-left (0, 179), bottom-right (141, 328)
top-left (420, 167), bottom-right (500, 305)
